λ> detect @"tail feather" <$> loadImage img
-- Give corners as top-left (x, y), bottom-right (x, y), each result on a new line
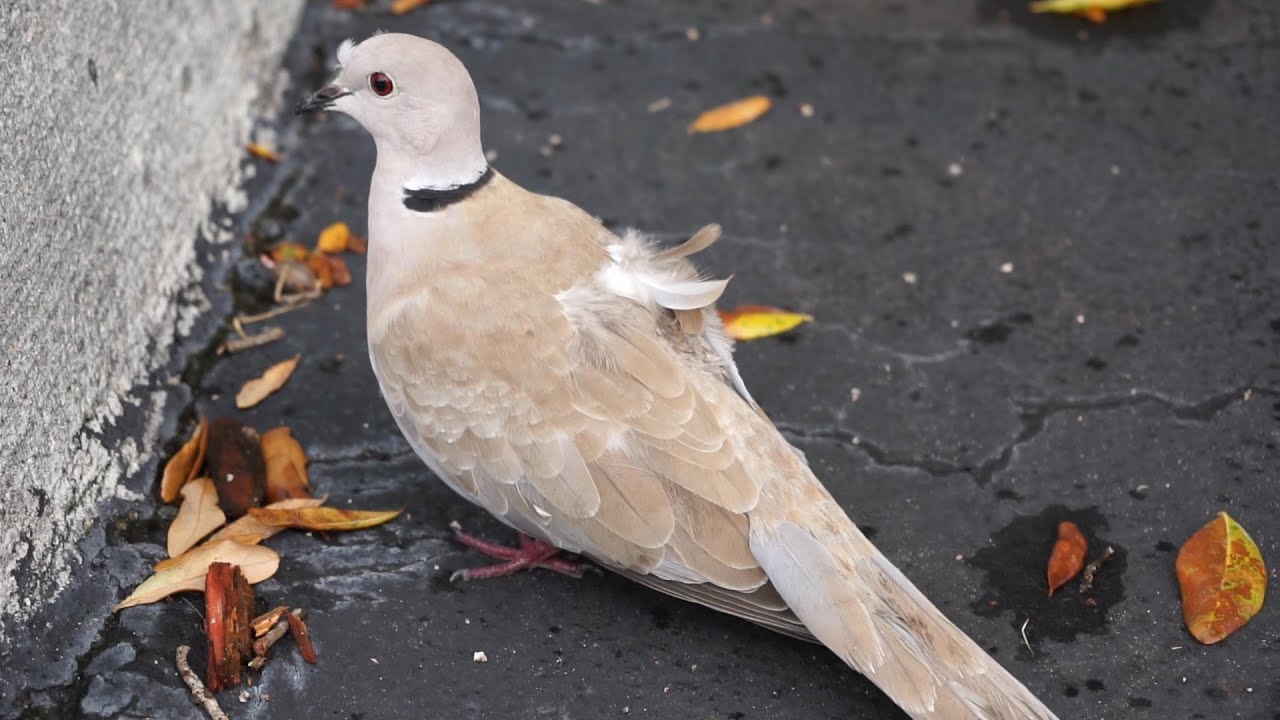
top-left (751, 520), bottom-right (1058, 720)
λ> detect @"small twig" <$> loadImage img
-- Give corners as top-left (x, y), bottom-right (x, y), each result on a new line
top-left (249, 618), bottom-right (290, 669)
top-left (219, 326), bottom-right (284, 354)
top-left (176, 645), bottom-right (230, 720)
top-left (1020, 618), bottom-right (1035, 657)
top-left (1079, 546), bottom-right (1115, 594)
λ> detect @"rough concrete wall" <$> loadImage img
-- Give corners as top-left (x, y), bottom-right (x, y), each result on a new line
top-left (0, 0), bottom-right (303, 642)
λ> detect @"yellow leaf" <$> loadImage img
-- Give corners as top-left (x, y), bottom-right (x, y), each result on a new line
top-left (269, 241), bottom-right (311, 263)
top-left (245, 143), bottom-right (281, 162)
top-left (203, 497), bottom-right (326, 547)
top-left (689, 95), bottom-right (772, 133)
top-left (236, 355), bottom-right (301, 409)
top-left (316, 222), bottom-right (352, 254)
top-left (389, 0), bottom-right (431, 15)
top-left (1028, 0), bottom-right (1159, 22)
top-left (1176, 512), bottom-right (1267, 644)
top-left (247, 506), bottom-right (404, 532)
top-left (160, 417), bottom-right (207, 503)
top-left (167, 478), bottom-right (227, 558)
top-left (113, 541), bottom-right (279, 611)
top-left (718, 305), bottom-right (813, 341)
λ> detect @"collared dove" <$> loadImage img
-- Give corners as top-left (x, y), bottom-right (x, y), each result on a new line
top-left (298, 33), bottom-right (1059, 720)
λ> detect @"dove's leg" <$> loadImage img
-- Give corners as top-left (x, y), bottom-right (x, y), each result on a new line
top-left (450, 530), bottom-right (595, 582)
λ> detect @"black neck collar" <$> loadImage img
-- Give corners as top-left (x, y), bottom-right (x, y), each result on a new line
top-left (402, 167), bottom-right (494, 213)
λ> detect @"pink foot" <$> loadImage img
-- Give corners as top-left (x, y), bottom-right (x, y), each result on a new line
top-left (449, 526), bottom-right (596, 582)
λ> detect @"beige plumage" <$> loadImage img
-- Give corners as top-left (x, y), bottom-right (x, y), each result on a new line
top-left (298, 33), bottom-right (1059, 720)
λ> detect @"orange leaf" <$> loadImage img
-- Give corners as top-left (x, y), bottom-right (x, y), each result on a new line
top-left (689, 95), bottom-right (772, 133)
top-left (316, 222), bottom-right (352, 254)
top-left (717, 305), bottom-right (813, 341)
top-left (269, 241), bottom-right (311, 263)
top-left (167, 478), bottom-right (227, 558)
top-left (247, 506), bottom-right (404, 532)
top-left (326, 255), bottom-right (352, 287)
top-left (114, 541), bottom-right (279, 611)
top-left (1046, 521), bottom-right (1087, 596)
top-left (160, 417), bottom-right (208, 503)
top-left (389, 0), bottom-right (431, 15)
top-left (1176, 512), bottom-right (1267, 644)
top-left (236, 355), bottom-right (301, 409)
top-left (347, 233), bottom-right (367, 255)
top-left (332, 0), bottom-right (365, 8)
top-left (1027, 0), bottom-right (1159, 22)
top-left (261, 427), bottom-right (312, 502)
top-left (205, 497), bottom-right (326, 546)
top-left (245, 143), bottom-right (281, 162)
top-left (307, 254), bottom-right (335, 289)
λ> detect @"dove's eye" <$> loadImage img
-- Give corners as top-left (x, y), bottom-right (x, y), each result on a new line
top-left (368, 72), bottom-right (394, 97)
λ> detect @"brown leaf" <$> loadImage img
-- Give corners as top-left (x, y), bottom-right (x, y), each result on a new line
top-left (113, 541), bottom-right (279, 611)
top-left (307, 253), bottom-right (335, 289)
top-left (247, 506), bottom-right (404, 532)
top-left (236, 355), bottom-right (301, 409)
top-left (261, 427), bottom-right (313, 502)
top-left (688, 95), bottom-right (772, 133)
top-left (1176, 512), bottom-right (1267, 644)
top-left (245, 143), bottom-right (281, 162)
top-left (206, 418), bottom-right (266, 518)
top-left (167, 478), bottom-right (228, 558)
top-left (390, 0), bottom-right (431, 15)
top-left (347, 233), bottom-right (367, 255)
top-left (326, 255), bottom-right (352, 287)
top-left (1046, 521), bottom-right (1088, 596)
top-left (204, 497), bottom-right (326, 546)
top-left (205, 562), bottom-right (256, 692)
top-left (160, 417), bottom-right (208, 503)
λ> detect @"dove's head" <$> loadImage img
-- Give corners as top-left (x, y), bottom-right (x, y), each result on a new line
top-left (297, 33), bottom-right (486, 190)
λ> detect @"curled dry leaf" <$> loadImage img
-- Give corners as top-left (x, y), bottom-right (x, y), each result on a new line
top-left (316, 222), bottom-right (352, 254)
top-left (160, 417), bottom-right (208, 503)
top-left (204, 497), bottom-right (326, 546)
top-left (1028, 0), bottom-right (1158, 23)
top-left (261, 427), bottom-right (313, 502)
top-left (247, 506), bottom-right (404, 532)
top-left (689, 95), bottom-right (772, 133)
top-left (245, 143), bottom-right (281, 162)
top-left (205, 562), bottom-right (256, 692)
top-left (1046, 521), bottom-right (1087, 596)
top-left (206, 418), bottom-right (267, 518)
top-left (390, 0), bottom-right (431, 15)
top-left (1176, 512), bottom-right (1267, 644)
top-left (113, 541), bottom-right (279, 611)
top-left (718, 305), bottom-right (813, 341)
top-left (236, 355), bottom-right (301, 410)
top-left (167, 478), bottom-right (228, 558)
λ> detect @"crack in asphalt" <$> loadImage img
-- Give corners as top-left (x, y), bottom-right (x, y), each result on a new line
top-left (777, 385), bottom-right (1268, 484)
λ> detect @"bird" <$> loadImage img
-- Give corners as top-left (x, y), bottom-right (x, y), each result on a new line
top-left (297, 33), bottom-right (1059, 720)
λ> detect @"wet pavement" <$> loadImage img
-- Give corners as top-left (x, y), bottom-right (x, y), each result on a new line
top-left (4, 1), bottom-right (1280, 718)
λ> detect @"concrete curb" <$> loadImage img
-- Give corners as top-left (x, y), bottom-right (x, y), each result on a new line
top-left (0, 1), bottom-right (304, 645)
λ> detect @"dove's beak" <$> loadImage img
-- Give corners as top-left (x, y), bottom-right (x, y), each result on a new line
top-left (296, 85), bottom-right (352, 115)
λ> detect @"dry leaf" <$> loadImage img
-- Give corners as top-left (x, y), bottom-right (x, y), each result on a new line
top-left (316, 222), bottom-right (352, 254)
top-left (390, 0), bottom-right (431, 15)
top-left (261, 427), bottom-right (312, 502)
top-left (206, 418), bottom-right (267, 518)
top-left (1176, 512), bottom-right (1267, 644)
top-left (689, 95), bottom-right (772, 133)
top-left (245, 143), bottom-right (281, 162)
top-left (247, 506), bottom-right (404, 532)
top-left (718, 305), bottom-right (813, 341)
top-left (326, 255), bottom-right (352, 286)
top-left (269, 241), bottom-right (311, 263)
top-left (347, 233), bottom-right (367, 255)
top-left (1028, 0), bottom-right (1158, 23)
top-left (236, 355), bottom-right (301, 409)
top-left (205, 497), bottom-right (326, 546)
top-left (307, 253), bottom-right (335, 289)
top-left (114, 541), bottom-right (279, 611)
top-left (167, 478), bottom-right (228, 558)
top-left (160, 417), bottom-right (208, 503)
top-left (205, 562), bottom-right (256, 692)
top-left (1046, 521), bottom-right (1087, 596)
